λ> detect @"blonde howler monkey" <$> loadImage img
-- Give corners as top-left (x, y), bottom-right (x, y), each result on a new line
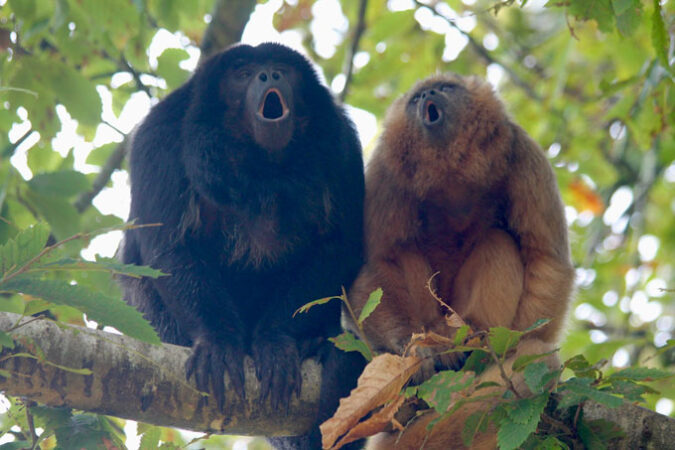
top-left (345, 74), bottom-right (575, 449)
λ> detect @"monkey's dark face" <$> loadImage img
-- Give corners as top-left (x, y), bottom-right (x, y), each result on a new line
top-left (379, 74), bottom-right (512, 196)
top-left (224, 59), bottom-right (298, 152)
top-left (405, 79), bottom-right (471, 142)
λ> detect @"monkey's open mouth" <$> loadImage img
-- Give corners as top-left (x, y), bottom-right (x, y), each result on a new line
top-left (260, 88), bottom-right (289, 121)
top-left (425, 101), bottom-right (441, 124)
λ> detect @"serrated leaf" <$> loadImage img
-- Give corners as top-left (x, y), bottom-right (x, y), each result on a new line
top-left (28, 170), bottom-right (91, 198)
top-left (523, 318), bottom-right (551, 334)
top-left (415, 370), bottom-right (475, 414)
top-left (0, 223), bottom-right (50, 278)
top-left (489, 327), bottom-right (523, 357)
top-left (35, 257), bottom-right (166, 279)
top-left (557, 377), bottom-right (623, 409)
top-left (651, 0), bottom-right (669, 68)
top-left (329, 331), bottom-right (373, 361)
top-left (0, 441), bottom-right (32, 450)
top-left (504, 393), bottom-right (548, 425)
top-left (608, 379), bottom-right (657, 402)
top-left (608, 367), bottom-right (673, 382)
top-left (523, 362), bottom-right (552, 393)
top-left (358, 287), bottom-right (382, 324)
top-left (24, 191), bottom-right (80, 240)
top-left (463, 349), bottom-right (491, 375)
top-left (497, 395), bottom-right (547, 450)
top-left (1, 276), bottom-right (160, 344)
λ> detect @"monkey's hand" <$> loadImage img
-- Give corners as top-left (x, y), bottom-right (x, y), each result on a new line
top-left (251, 330), bottom-right (302, 412)
top-left (185, 334), bottom-right (247, 412)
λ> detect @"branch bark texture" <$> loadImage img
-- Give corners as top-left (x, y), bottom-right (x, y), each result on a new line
top-left (0, 311), bottom-right (672, 446)
top-left (0, 312), bottom-right (320, 436)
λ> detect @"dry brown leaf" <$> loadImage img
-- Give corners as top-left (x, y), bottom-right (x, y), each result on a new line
top-left (320, 353), bottom-right (420, 449)
top-left (445, 312), bottom-right (468, 328)
top-left (409, 331), bottom-right (454, 348)
top-left (331, 395), bottom-right (407, 449)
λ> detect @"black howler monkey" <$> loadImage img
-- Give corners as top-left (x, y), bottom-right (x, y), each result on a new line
top-left (119, 43), bottom-right (365, 449)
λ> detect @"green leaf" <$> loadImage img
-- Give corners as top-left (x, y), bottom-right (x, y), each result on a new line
top-left (613, 0), bottom-right (642, 36)
top-left (577, 418), bottom-right (625, 449)
top-left (463, 349), bottom-right (491, 375)
top-left (358, 287), bottom-right (382, 324)
top-left (329, 331), bottom-right (372, 361)
top-left (0, 331), bottom-right (15, 350)
top-left (0, 222), bottom-right (50, 278)
top-left (568, 0), bottom-right (615, 33)
top-left (488, 327), bottom-right (523, 357)
top-left (523, 362), bottom-right (552, 394)
top-left (24, 190), bottom-right (80, 240)
top-left (156, 48), bottom-right (191, 91)
top-left (454, 324), bottom-right (470, 345)
top-left (293, 294), bottom-right (343, 317)
top-left (523, 318), bottom-right (551, 334)
top-left (608, 367), bottom-right (673, 382)
top-left (607, 379), bottom-right (657, 402)
top-left (28, 170), bottom-right (91, 198)
top-left (1, 276), bottom-right (160, 344)
top-left (496, 395), bottom-right (547, 450)
top-left (36, 257), bottom-right (166, 279)
top-left (49, 62), bottom-right (102, 126)
top-left (462, 409), bottom-right (491, 447)
top-left (415, 370), bottom-right (475, 414)
top-left (86, 143), bottom-right (118, 167)
top-left (557, 377), bottom-right (623, 409)
top-left (651, 0), bottom-right (669, 68)
top-left (513, 349), bottom-right (557, 372)
top-left (139, 426), bottom-right (161, 450)
top-left (504, 393), bottom-right (548, 425)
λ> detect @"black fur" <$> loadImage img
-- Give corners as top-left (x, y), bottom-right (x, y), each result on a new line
top-left (120, 43), bottom-right (365, 449)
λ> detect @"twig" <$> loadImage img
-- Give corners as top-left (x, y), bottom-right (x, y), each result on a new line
top-left (74, 138), bottom-right (129, 213)
top-left (339, 0), bottom-right (369, 103)
top-left (2, 128), bottom-right (35, 158)
top-left (486, 342), bottom-right (523, 399)
top-left (413, 1), bottom-right (542, 101)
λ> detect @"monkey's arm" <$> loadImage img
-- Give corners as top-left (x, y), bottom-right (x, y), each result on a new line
top-left (506, 126), bottom-right (575, 341)
top-left (143, 237), bottom-right (247, 410)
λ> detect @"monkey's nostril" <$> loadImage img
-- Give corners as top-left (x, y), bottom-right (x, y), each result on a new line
top-left (259, 72), bottom-right (268, 82)
top-left (272, 71), bottom-right (280, 80)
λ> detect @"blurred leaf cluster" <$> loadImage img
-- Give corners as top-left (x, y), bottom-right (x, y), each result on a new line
top-left (0, 0), bottom-right (673, 448)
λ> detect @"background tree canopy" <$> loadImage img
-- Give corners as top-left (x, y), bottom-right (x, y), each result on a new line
top-left (0, 0), bottom-right (673, 448)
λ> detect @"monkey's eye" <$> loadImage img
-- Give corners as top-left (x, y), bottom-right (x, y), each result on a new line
top-left (235, 68), bottom-right (252, 79)
top-left (410, 94), bottom-right (420, 104)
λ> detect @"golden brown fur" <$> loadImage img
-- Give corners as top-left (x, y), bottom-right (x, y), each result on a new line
top-left (346, 74), bottom-right (574, 448)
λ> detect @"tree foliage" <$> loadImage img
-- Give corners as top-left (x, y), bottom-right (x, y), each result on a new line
top-left (0, 0), bottom-right (673, 448)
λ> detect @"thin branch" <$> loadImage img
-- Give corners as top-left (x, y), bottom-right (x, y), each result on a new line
top-left (2, 128), bottom-right (36, 158)
top-left (414, 1), bottom-right (541, 101)
top-left (74, 138), bottom-right (129, 214)
top-left (199, 0), bottom-right (256, 62)
top-left (339, 0), bottom-right (369, 103)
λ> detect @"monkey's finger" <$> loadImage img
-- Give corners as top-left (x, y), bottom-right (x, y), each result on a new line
top-left (210, 357), bottom-right (227, 412)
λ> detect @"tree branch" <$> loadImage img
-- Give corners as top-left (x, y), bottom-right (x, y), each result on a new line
top-left (199, 0), bottom-right (257, 62)
top-left (339, 0), bottom-right (369, 103)
top-left (74, 137), bottom-right (129, 214)
top-left (1, 311), bottom-right (673, 445)
top-left (0, 312), bottom-right (320, 436)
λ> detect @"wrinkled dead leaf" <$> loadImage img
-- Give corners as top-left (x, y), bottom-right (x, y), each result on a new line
top-left (445, 312), bottom-right (467, 328)
top-left (331, 395), bottom-right (406, 449)
top-left (320, 353), bottom-right (420, 449)
top-left (410, 331), bottom-right (454, 348)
